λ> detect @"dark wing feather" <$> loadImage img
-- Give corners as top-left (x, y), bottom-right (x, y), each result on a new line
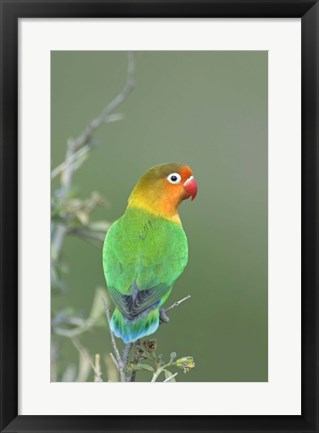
top-left (109, 282), bottom-right (169, 319)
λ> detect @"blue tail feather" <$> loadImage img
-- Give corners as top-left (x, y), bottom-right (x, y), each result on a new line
top-left (110, 307), bottom-right (159, 344)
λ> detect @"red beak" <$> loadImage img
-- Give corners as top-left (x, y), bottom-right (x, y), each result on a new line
top-left (183, 176), bottom-right (197, 200)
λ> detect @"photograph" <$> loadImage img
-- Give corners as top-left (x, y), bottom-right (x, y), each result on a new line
top-left (2, 1), bottom-right (319, 430)
top-left (50, 50), bottom-right (268, 383)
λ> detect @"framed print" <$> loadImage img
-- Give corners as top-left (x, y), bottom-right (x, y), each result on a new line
top-left (1, 0), bottom-right (318, 432)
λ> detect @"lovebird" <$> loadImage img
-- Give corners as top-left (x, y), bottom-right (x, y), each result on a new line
top-left (102, 163), bottom-right (197, 344)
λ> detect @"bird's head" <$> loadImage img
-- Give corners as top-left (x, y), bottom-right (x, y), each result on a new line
top-left (128, 163), bottom-right (197, 223)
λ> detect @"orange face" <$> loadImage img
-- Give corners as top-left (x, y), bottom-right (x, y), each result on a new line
top-left (128, 163), bottom-right (197, 223)
top-left (161, 165), bottom-right (197, 202)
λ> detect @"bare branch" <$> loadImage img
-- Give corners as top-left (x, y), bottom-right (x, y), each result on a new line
top-left (94, 354), bottom-right (102, 383)
top-left (51, 52), bottom-right (135, 261)
top-left (51, 114), bottom-right (124, 180)
top-left (102, 298), bottom-right (126, 382)
top-left (104, 354), bottom-right (119, 382)
top-left (71, 338), bottom-right (103, 382)
top-left (109, 352), bottom-right (119, 370)
top-left (122, 343), bottom-right (133, 382)
top-left (165, 295), bottom-right (191, 314)
top-left (163, 372), bottom-right (178, 382)
top-left (69, 51), bottom-right (135, 154)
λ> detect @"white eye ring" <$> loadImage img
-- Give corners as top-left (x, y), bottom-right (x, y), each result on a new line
top-left (167, 173), bottom-right (182, 184)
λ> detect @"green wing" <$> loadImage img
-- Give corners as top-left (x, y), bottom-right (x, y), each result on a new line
top-left (103, 208), bottom-right (188, 318)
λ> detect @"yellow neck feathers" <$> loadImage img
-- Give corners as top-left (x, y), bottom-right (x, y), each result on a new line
top-left (128, 185), bottom-right (182, 225)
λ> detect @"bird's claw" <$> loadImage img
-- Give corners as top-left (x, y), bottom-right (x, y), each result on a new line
top-left (159, 308), bottom-right (170, 324)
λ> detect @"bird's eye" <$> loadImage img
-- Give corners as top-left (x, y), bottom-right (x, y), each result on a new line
top-left (167, 173), bottom-right (181, 184)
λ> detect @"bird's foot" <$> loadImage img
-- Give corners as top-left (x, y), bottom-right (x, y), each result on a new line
top-left (159, 308), bottom-right (170, 324)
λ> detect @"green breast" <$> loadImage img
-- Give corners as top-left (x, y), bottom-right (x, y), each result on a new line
top-left (103, 207), bottom-right (188, 295)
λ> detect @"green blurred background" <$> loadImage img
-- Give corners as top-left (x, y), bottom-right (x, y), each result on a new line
top-left (51, 51), bottom-right (268, 382)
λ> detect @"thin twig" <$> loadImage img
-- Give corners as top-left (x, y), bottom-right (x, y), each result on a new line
top-left (165, 295), bottom-right (191, 313)
top-left (69, 52), bottom-right (134, 154)
top-left (129, 340), bottom-right (140, 382)
top-left (51, 144), bottom-right (91, 180)
top-left (104, 354), bottom-right (119, 382)
top-left (51, 52), bottom-right (135, 261)
top-left (53, 318), bottom-right (95, 338)
top-left (51, 113), bottom-right (124, 179)
top-left (102, 298), bottom-right (126, 382)
top-left (71, 338), bottom-right (103, 382)
top-left (109, 352), bottom-right (119, 370)
top-left (122, 343), bottom-right (133, 381)
top-left (163, 372), bottom-right (178, 383)
top-left (102, 299), bottom-right (122, 364)
top-left (94, 354), bottom-right (102, 383)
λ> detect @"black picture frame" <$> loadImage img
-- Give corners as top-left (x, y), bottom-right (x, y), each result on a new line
top-left (1, 1), bottom-right (318, 432)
